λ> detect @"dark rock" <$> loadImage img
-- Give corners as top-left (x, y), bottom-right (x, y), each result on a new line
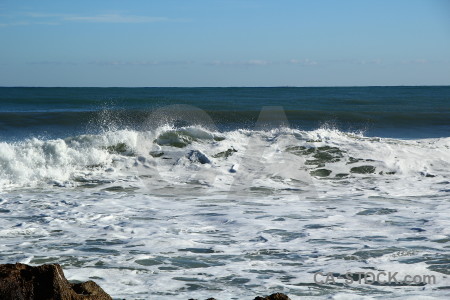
top-left (0, 263), bottom-right (112, 300)
top-left (350, 165), bottom-right (376, 174)
top-left (187, 150), bottom-right (211, 164)
top-left (229, 164), bottom-right (238, 173)
top-left (149, 151), bottom-right (164, 157)
top-left (212, 148), bottom-right (237, 159)
top-left (254, 293), bottom-right (291, 300)
top-left (335, 173), bottom-right (349, 178)
top-left (310, 168), bottom-right (332, 177)
top-left (410, 227), bottom-right (426, 232)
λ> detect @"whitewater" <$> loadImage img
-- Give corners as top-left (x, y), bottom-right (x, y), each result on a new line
top-left (1, 124), bottom-right (449, 299)
top-left (1, 86), bottom-right (449, 299)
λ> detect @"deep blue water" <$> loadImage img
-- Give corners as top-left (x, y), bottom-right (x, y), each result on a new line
top-left (0, 86), bottom-right (449, 140)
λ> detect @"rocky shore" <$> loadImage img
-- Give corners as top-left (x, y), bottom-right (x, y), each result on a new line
top-left (0, 263), bottom-right (292, 300)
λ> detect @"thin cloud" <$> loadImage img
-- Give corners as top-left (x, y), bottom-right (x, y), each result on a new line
top-left (246, 59), bottom-right (270, 66)
top-left (355, 59), bottom-right (383, 65)
top-left (24, 60), bottom-right (193, 67)
top-left (26, 12), bottom-right (63, 18)
top-left (325, 58), bottom-right (384, 65)
top-left (25, 12), bottom-right (175, 24)
top-left (288, 59), bottom-right (318, 66)
top-left (89, 60), bottom-right (193, 66)
top-left (64, 14), bottom-right (169, 23)
top-left (0, 12), bottom-right (178, 27)
top-left (24, 60), bottom-right (193, 66)
top-left (208, 59), bottom-right (321, 67)
top-left (27, 61), bottom-right (78, 66)
top-left (0, 21), bottom-right (30, 27)
top-left (401, 59), bottom-right (429, 65)
top-left (207, 60), bottom-right (271, 66)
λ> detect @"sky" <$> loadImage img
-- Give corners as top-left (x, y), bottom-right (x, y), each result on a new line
top-left (0, 0), bottom-right (449, 87)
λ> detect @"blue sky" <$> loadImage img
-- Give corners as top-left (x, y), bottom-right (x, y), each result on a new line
top-left (0, 0), bottom-right (449, 87)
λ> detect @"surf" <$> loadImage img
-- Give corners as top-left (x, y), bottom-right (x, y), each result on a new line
top-left (0, 126), bottom-right (448, 195)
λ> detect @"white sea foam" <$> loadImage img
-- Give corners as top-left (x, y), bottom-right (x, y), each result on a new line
top-left (0, 126), bottom-right (449, 193)
top-left (0, 127), bottom-right (449, 299)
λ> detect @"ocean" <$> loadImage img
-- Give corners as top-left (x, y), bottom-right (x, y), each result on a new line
top-left (0, 86), bottom-right (449, 299)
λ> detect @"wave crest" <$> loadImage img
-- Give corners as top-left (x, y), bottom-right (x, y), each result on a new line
top-left (0, 126), bottom-right (449, 193)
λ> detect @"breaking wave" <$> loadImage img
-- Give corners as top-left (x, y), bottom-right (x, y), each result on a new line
top-left (1, 126), bottom-right (449, 194)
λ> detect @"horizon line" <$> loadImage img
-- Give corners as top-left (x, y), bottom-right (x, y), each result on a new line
top-left (1, 84), bottom-right (449, 88)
